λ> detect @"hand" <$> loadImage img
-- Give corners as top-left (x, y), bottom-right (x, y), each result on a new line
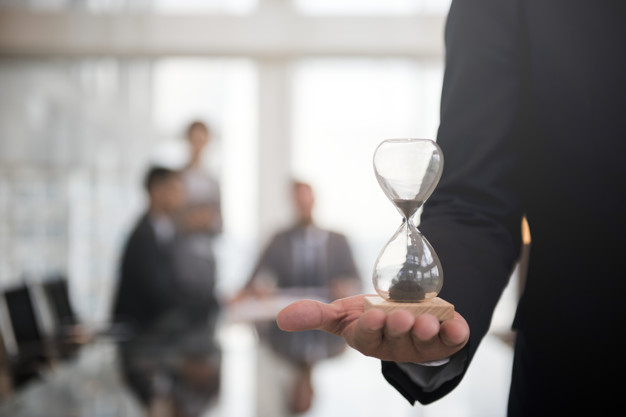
top-left (276, 294), bottom-right (469, 363)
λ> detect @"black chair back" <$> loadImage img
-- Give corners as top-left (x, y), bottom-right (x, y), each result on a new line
top-left (2, 284), bottom-right (49, 387)
top-left (3, 285), bottom-right (43, 355)
top-left (42, 278), bottom-right (76, 327)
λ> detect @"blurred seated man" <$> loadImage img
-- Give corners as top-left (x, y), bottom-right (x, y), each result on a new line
top-left (237, 181), bottom-right (361, 415)
top-left (112, 166), bottom-right (221, 417)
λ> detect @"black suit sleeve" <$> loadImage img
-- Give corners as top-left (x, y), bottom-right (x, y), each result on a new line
top-left (113, 216), bottom-right (176, 328)
top-left (381, 0), bottom-right (526, 404)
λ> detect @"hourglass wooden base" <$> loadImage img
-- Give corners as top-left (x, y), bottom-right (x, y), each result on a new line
top-left (364, 295), bottom-right (454, 321)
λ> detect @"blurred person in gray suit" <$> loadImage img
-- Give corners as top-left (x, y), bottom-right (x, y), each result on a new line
top-left (238, 181), bottom-right (361, 416)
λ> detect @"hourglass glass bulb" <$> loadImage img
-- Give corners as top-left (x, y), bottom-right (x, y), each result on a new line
top-left (373, 139), bottom-right (443, 217)
top-left (372, 139), bottom-right (444, 302)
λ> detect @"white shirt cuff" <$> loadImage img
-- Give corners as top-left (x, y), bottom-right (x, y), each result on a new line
top-left (395, 349), bottom-right (467, 393)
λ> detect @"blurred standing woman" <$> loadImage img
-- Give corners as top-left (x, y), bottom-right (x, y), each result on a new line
top-left (173, 120), bottom-right (223, 323)
top-left (181, 120), bottom-right (222, 239)
top-left (167, 121), bottom-right (224, 414)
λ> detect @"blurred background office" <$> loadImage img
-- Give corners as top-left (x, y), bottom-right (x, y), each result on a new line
top-left (0, 1), bottom-right (525, 416)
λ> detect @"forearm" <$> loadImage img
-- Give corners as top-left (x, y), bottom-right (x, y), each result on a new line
top-left (382, 345), bottom-right (469, 404)
top-left (381, 0), bottom-right (526, 404)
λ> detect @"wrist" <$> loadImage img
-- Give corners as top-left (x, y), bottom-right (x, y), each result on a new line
top-left (415, 358), bottom-right (451, 367)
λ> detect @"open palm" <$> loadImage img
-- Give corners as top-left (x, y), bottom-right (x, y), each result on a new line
top-left (276, 294), bottom-right (469, 363)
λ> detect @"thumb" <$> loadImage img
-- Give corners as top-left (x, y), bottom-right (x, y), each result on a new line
top-left (276, 299), bottom-right (338, 332)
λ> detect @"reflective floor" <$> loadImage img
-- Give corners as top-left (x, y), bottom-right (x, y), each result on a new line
top-left (0, 322), bottom-right (514, 417)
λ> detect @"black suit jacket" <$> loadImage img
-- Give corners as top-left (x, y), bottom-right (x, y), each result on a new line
top-left (382, 1), bottom-right (626, 415)
top-left (112, 213), bottom-right (178, 331)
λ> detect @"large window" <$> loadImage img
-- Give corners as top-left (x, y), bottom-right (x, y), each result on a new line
top-left (151, 58), bottom-right (258, 297)
top-left (151, 0), bottom-right (257, 14)
top-left (0, 58), bottom-right (156, 320)
top-left (0, 0), bottom-right (258, 14)
top-left (293, 0), bottom-right (451, 15)
top-left (291, 58), bottom-right (443, 285)
top-left (0, 57), bottom-right (258, 319)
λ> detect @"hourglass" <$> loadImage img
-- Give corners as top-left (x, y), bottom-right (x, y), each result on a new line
top-left (364, 139), bottom-right (454, 321)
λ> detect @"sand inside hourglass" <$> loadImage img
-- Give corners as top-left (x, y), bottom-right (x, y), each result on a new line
top-left (387, 263), bottom-right (439, 302)
top-left (386, 199), bottom-right (436, 302)
top-left (392, 198), bottom-right (423, 219)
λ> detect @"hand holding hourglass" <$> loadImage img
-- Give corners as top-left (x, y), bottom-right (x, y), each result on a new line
top-left (276, 139), bottom-right (468, 365)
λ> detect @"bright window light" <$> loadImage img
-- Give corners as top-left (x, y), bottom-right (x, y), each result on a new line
top-left (293, 0), bottom-right (451, 15)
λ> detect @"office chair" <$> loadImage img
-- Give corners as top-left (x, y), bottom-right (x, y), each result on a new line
top-left (2, 285), bottom-right (53, 388)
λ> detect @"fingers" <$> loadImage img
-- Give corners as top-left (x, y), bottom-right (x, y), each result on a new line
top-left (383, 310), bottom-right (415, 349)
top-left (439, 312), bottom-right (470, 348)
top-left (277, 298), bottom-right (470, 363)
top-left (385, 309), bottom-right (416, 338)
top-left (412, 314), bottom-right (440, 342)
top-left (356, 311), bottom-right (467, 363)
top-left (352, 310), bottom-right (442, 362)
top-left (380, 310), bottom-right (419, 359)
top-left (351, 308), bottom-right (386, 352)
top-left (277, 294), bottom-right (368, 334)
top-left (276, 299), bottom-right (339, 332)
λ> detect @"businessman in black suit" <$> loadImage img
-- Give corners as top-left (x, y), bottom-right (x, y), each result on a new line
top-left (112, 167), bottom-right (184, 331)
top-left (111, 167), bottom-right (185, 408)
top-left (277, 1), bottom-right (626, 415)
top-left (113, 167), bottom-right (221, 415)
